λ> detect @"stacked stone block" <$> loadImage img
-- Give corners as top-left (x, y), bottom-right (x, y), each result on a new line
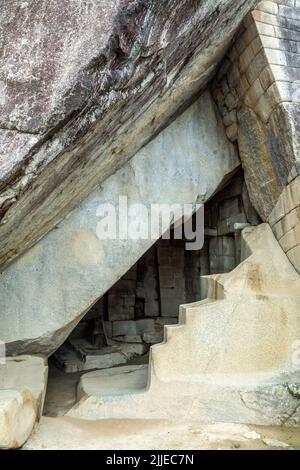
top-left (213, 0), bottom-right (300, 139)
top-left (204, 172), bottom-right (259, 273)
top-left (108, 266), bottom-right (137, 322)
top-left (157, 239), bottom-right (186, 318)
top-left (212, 0), bottom-right (300, 273)
top-left (69, 172), bottom-right (260, 359)
top-left (135, 245), bottom-right (160, 318)
top-left (269, 175), bottom-right (300, 271)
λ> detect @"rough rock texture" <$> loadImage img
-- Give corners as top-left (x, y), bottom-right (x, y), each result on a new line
top-left (0, 355), bottom-right (48, 417)
top-left (0, 355), bottom-right (48, 449)
top-left (0, 0), bottom-right (258, 270)
top-left (0, 91), bottom-right (239, 356)
top-left (0, 389), bottom-right (36, 449)
top-left (68, 224), bottom-right (300, 425)
top-left (211, 0), bottom-right (300, 221)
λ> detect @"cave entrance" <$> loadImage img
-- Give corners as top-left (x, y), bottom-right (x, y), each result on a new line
top-left (44, 170), bottom-right (259, 416)
top-left (50, 233), bottom-right (203, 376)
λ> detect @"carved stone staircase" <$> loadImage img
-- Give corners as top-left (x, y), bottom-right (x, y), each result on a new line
top-left (68, 224), bottom-right (300, 425)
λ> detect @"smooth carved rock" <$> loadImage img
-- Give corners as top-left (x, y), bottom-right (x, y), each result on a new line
top-left (0, 0), bottom-right (258, 270)
top-left (68, 224), bottom-right (300, 425)
top-left (0, 91), bottom-right (239, 356)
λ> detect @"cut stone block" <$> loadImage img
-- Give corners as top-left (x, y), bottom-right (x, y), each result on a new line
top-left (136, 319), bottom-right (156, 334)
top-left (70, 339), bottom-right (127, 371)
top-left (0, 355), bottom-right (48, 419)
top-left (280, 222), bottom-right (300, 252)
top-left (113, 321), bottom-right (137, 337)
top-left (112, 335), bottom-right (143, 344)
top-left (77, 365), bottom-right (149, 402)
top-left (0, 355), bottom-right (48, 449)
top-left (143, 332), bottom-right (163, 345)
top-left (0, 389), bottom-right (36, 450)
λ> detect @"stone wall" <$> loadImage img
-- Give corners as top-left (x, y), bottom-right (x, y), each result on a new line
top-left (269, 175), bottom-right (300, 271)
top-left (70, 238), bottom-right (190, 353)
top-left (211, 0), bottom-right (300, 272)
top-left (204, 171), bottom-right (260, 276)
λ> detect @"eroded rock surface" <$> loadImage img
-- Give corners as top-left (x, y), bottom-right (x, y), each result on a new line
top-left (0, 355), bottom-right (48, 449)
top-left (0, 389), bottom-right (36, 450)
top-left (0, 0), bottom-right (258, 270)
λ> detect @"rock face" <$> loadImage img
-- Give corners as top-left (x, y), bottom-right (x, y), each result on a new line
top-left (0, 389), bottom-right (36, 450)
top-left (68, 224), bottom-right (300, 425)
top-left (0, 355), bottom-right (48, 449)
top-left (0, 0), bottom-right (258, 270)
top-left (0, 91), bottom-right (239, 356)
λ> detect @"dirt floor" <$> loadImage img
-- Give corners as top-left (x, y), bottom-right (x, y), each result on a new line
top-left (32, 359), bottom-right (300, 450)
top-left (24, 417), bottom-right (300, 450)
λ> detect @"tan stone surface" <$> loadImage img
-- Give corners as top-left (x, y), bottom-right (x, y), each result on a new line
top-left (67, 224), bottom-right (300, 425)
top-left (0, 355), bottom-right (48, 449)
top-left (0, 389), bottom-right (36, 449)
top-left (212, 1), bottom-right (300, 222)
top-left (24, 416), bottom-right (300, 450)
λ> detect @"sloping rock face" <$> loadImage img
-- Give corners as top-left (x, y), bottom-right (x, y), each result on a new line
top-left (69, 224), bottom-right (300, 425)
top-left (0, 0), bottom-right (258, 270)
top-left (0, 91), bottom-right (239, 356)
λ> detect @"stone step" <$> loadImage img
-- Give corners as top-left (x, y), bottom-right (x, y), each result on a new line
top-left (53, 339), bottom-right (148, 373)
top-left (77, 364), bottom-right (149, 401)
top-left (67, 225), bottom-right (300, 425)
top-left (53, 341), bottom-right (128, 373)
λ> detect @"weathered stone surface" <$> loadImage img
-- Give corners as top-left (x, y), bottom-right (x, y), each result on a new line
top-left (143, 332), bottom-right (163, 344)
top-left (0, 355), bottom-right (48, 418)
top-left (113, 321), bottom-right (137, 337)
top-left (0, 389), bottom-right (36, 449)
top-left (211, 2), bottom-right (300, 221)
top-left (0, 355), bottom-right (48, 449)
top-left (237, 107), bottom-right (284, 220)
top-left (77, 365), bottom-right (149, 402)
top-left (0, 91), bottom-right (239, 356)
top-left (0, 0), bottom-right (257, 271)
top-left (68, 224), bottom-right (300, 425)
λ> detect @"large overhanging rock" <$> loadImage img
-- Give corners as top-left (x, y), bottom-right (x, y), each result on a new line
top-left (0, 0), bottom-right (258, 270)
top-left (0, 91), bottom-right (239, 356)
